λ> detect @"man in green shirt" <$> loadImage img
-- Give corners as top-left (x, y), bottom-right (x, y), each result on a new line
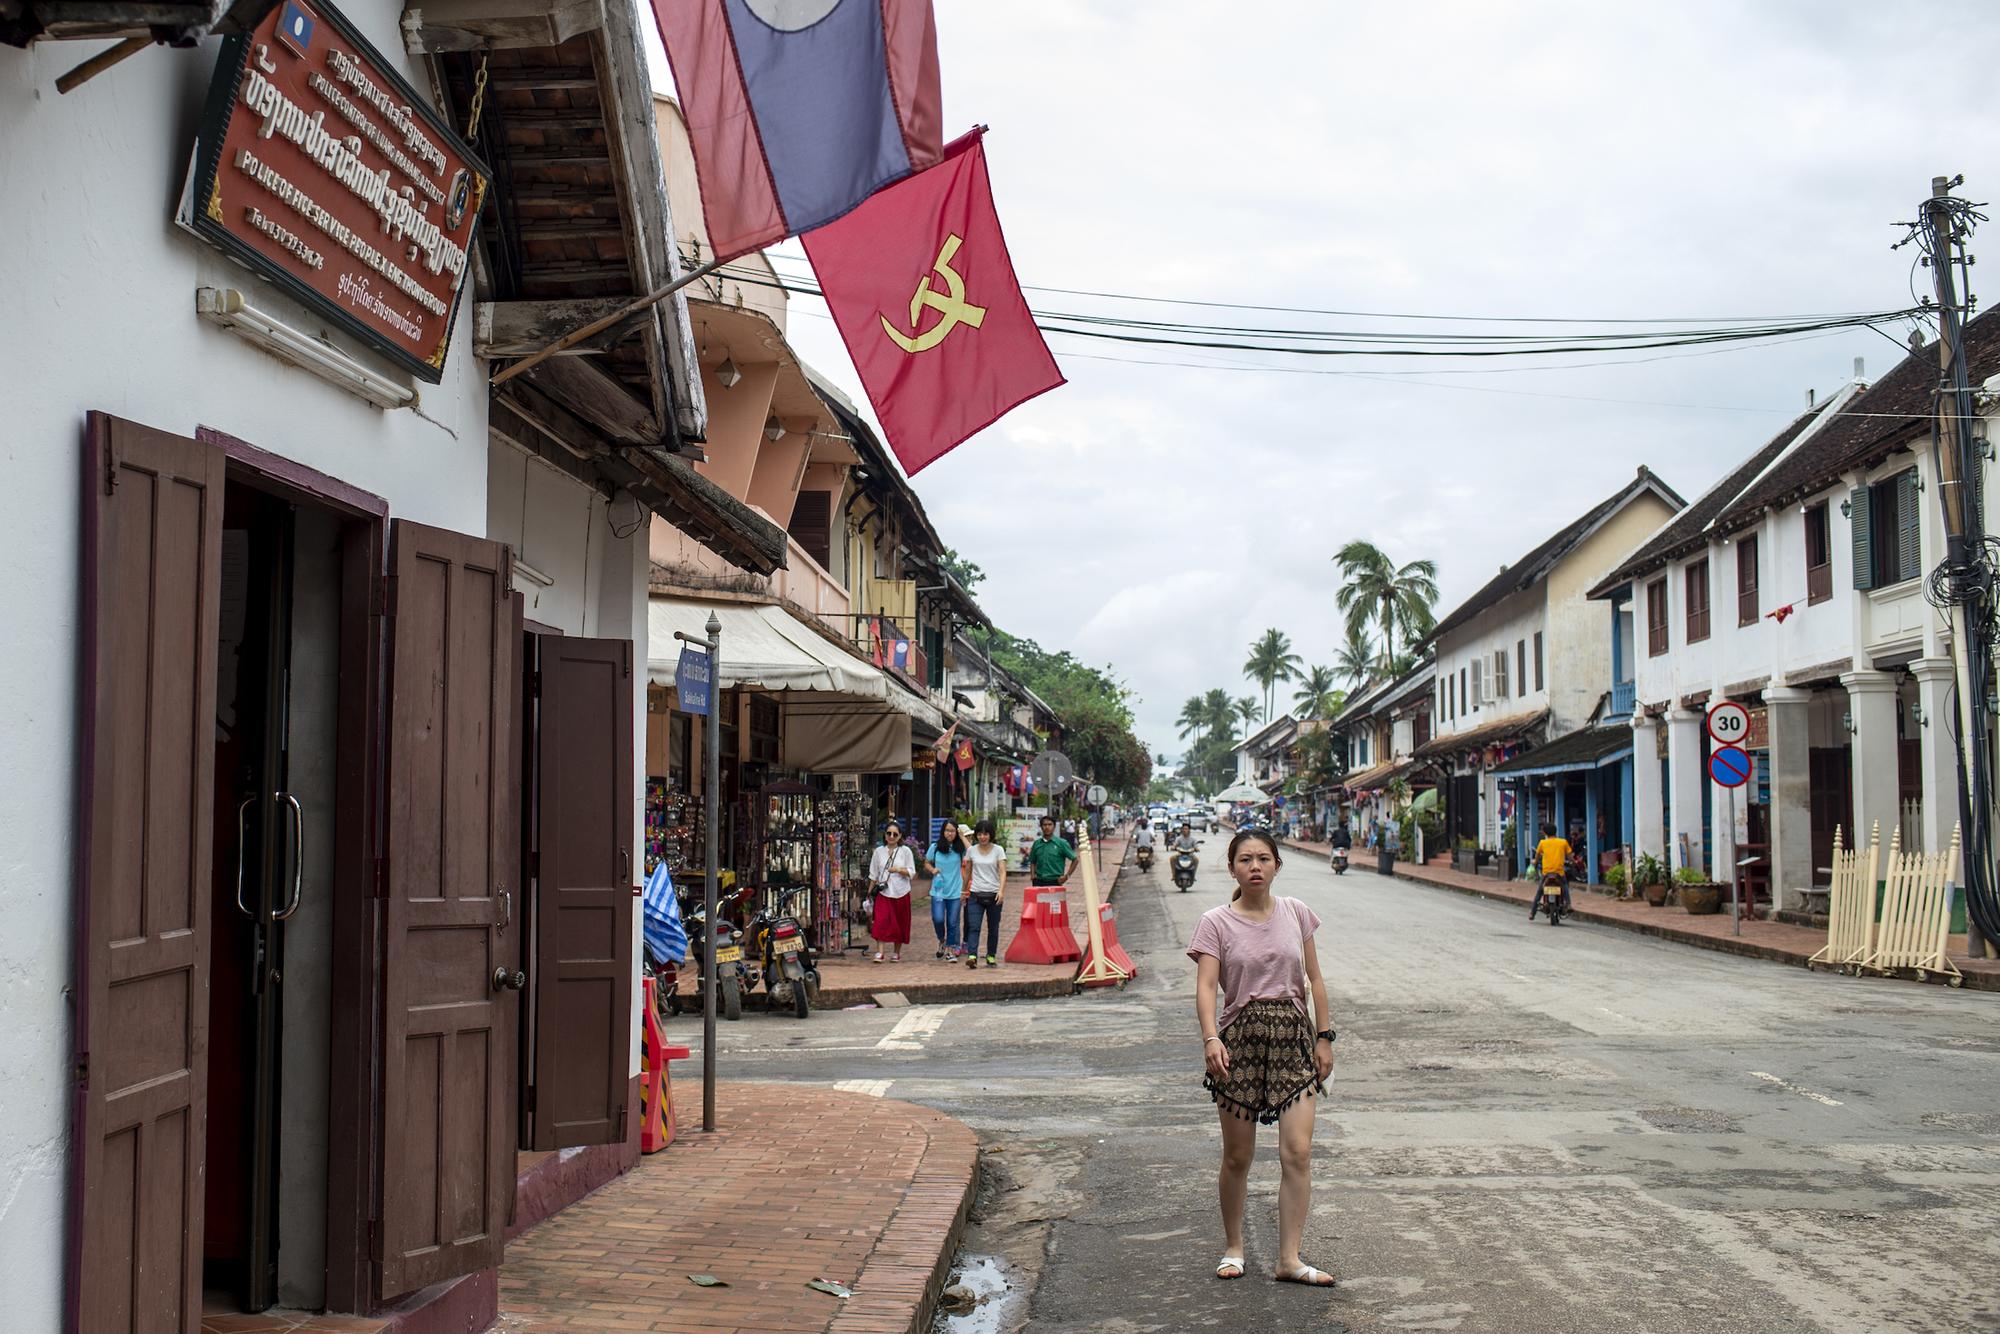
top-left (1029, 815), bottom-right (1078, 886)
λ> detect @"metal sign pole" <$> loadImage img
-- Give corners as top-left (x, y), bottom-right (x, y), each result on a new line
top-left (1730, 783), bottom-right (1740, 937)
top-left (701, 612), bottom-right (721, 1131)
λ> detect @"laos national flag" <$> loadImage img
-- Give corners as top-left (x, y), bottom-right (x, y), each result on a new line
top-left (654, 0), bottom-right (943, 262)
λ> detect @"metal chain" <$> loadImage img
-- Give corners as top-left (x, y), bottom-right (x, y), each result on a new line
top-left (464, 52), bottom-right (489, 144)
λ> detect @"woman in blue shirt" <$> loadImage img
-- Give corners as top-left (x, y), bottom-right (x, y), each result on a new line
top-left (925, 823), bottom-right (970, 959)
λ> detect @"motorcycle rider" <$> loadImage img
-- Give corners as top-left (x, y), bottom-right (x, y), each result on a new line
top-left (1532, 822), bottom-right (1573, 917)
top-left (1172, 822), bottom-right (1200, 875)
top-left (1134, 820), bottom-right (1156, 863)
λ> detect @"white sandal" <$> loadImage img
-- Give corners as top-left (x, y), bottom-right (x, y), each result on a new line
top-left (1274, 1263), bottom-right (1336, 1287)
top-left (1216, 1256), bottom-right (1245, 1280)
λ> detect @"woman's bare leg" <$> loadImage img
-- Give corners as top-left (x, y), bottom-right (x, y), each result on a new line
top-left (1217, 1107), bottom-right (1256, 1257)
top-left (1275, 1097), bottom-right (1317, 1272)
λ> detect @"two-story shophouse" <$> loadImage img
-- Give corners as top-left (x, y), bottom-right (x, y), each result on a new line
top-left (1590, 326), bottom-right (2000, 914)
top-left (1414, 469), bottom-right (1685, 858)
top-left (5, 0), bottom-right (789, 1326)
top-left (1330, 661), bottom-right (1437, 841)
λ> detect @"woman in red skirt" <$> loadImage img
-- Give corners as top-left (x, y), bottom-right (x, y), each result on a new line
top-left (868, 822), bottom-right (916, 961)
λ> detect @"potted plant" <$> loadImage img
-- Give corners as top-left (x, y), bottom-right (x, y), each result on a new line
top-left (1500, 819), bottom-right (1518, 879)
top-left (1455, 835), bottom-right (1480, 875)
top-left (1604, 861), bottom-right (1629, 899)
top-left (1675, 865), bottom-right (1723, 915)
top-left (1635, 853), bottom-right (1668, 907)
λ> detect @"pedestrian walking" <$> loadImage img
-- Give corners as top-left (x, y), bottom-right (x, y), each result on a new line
top-left (868, 822), bottom-right (916, 963)
top-left (1188, 828), bottom-right (1337, 1288)
top-left (962, 819), bottom-right (1009, 967)
top-left (924, 822), bottom-right (969, 959)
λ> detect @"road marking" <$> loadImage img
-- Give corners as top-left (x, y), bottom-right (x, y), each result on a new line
top-left (1598, 1006), bottom-right (1633, 1023)
top-left (1749, 1071), bottom-right (1844, 1106)
top-left (832, 1079), bottom-right (893, 1097)
top-left (876, 1004), bottom-right (957, 1051)
top-left (1507, 972), bottom-right (1536, 984)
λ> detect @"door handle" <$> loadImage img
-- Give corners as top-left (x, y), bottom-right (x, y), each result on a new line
top-left (492, 967), bottom-right (527, 991)
top-left (620, 847), bottom-right (630, 882)
top-left (273, 793), bottom-right (304, 921)
top-left (233, 796), bottom-right (257, 919)
top-left (497, 889), bottom-right (511, 931)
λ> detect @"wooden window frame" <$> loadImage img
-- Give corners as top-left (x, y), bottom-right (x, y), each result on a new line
top-left (1533, 631), bottom-right (1544, 692)
top-left (1737, 532), bottom-right (1760, 626)
top-left (1685, 558), bottom-right (1711, 643)
top-left (1804, 502), bottom-right (1832, 604)
top-left (1646, 578), bottom-right (1669, 656)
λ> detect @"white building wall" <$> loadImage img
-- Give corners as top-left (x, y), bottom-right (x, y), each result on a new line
top-left (0, 21), bottom-right (486, 1323)
top-left (1434, 592), bottom-right (1544, 735)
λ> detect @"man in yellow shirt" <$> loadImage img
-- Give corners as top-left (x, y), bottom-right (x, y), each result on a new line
top-left (1532, 823), bottom-right (1572, 916)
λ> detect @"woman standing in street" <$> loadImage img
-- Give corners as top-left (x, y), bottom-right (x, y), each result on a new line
top-left (962, 819), bottom-right (1008, 968)
top-left (925, 822), bottom-right (970, 959)
top-left (868, 822), bottom-right (916, 963)
top-left (1188, 828), bottom-right (1337, 1287)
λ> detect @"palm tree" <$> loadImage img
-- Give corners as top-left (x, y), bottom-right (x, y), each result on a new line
top-left (1235, 695), bottom-right (1261, 731)
top-left (1334, 540), bottom-right (1440, 669)
top-left (1334, 622), bottom-right (1377, 690)
top-left (1176, 695), bottom-right (1209, 744)
top-left (1293, 665), bottom-right (1339, 718)
top-left (1243, 628), bottom-right (1303, 723)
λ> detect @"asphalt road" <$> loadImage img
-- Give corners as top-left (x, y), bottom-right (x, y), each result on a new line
top-left (693, 838), bottom-right (2000, 1333)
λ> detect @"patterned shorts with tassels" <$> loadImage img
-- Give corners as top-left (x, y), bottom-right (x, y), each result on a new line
top-left (1203, 998), bottom-right (1325, 1125)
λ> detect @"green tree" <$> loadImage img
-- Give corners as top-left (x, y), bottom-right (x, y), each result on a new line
top-left (1177, 695), bottom-right (1210, 745)
top-left (1235, 695), bottom-right (1261, 731)
top-left (1293, 664), bottom-right (1339, 719)
top-left (973, 628), bottom-right (1149, 797)
top-left (939, 548), bottom-right (986, 593)
top-left (1334, 622), bottom-right (1378, 690)
top-left (1334, 540), bottom-right (1440, 669)
top-left (1243, 628), bottom-right (1303, 723)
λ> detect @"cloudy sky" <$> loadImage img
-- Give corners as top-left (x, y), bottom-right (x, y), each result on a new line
top-left (650, 2), bottom-right (2000, 765)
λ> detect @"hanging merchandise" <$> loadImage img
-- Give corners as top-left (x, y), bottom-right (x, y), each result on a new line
top-left (646, 779), bottom-right (705, 878)
top-left (815, 789), bottom-right (873, 953)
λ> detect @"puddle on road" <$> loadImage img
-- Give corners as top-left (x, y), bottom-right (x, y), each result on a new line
top-left (932, 1253), bottom-right (1027, 1334)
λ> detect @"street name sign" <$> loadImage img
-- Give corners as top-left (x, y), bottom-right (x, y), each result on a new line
top-left (1709, 745), bottom-right (1752, 788)
top-left (1706, 700), bottom-right (1750, 747)
top-left (675, 646), bottom-right (713, 717)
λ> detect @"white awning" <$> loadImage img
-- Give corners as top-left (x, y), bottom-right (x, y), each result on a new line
top-left (646, 596), bottom-right (942, 728)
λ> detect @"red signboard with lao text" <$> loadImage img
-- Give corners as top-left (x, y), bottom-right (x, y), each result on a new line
top-left (188, 0), bottom-right (487, 381)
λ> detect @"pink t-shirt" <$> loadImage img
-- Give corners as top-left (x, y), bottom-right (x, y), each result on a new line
top-left (1186, 897), bottom-right (1321, 1031)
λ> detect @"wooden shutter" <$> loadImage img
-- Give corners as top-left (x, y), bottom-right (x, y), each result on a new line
top-left (1470, 657), bottom-right (1483, 709)
top-left (1851, 485), bottom-right (1875, 591)
top-left (1896, 469), bottom-right (1921, 584)
top-left (528, 635), bottom-right (635, 1149)
top-left (1737, 533), bottom-right (1759, 625)
top-left (69, 415), bottom-right (226, 1334)
top-left (378, 520), bottom-right (517, 1299)
top-left (788, 491), bottom-right (831, 569)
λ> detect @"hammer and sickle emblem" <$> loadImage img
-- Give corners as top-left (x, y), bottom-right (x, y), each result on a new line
top-left (880, 234), bottom-right (987, 354)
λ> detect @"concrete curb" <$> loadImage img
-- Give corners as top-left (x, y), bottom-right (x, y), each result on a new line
top-left (826, 1099), bottom-right (982, 1334)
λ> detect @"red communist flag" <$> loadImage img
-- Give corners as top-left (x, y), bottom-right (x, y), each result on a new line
top-left (802, 129), bottom-right (1064, 475)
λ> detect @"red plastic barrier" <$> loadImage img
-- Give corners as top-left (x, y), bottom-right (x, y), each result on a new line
top-left (1076, 901), bottom-right (1137, 987)
top-left (640, 977), bottom-right (691, 1153)
top-left (1004, 883), bottom-right (1081, 964)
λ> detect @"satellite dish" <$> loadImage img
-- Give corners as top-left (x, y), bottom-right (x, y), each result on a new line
top-left (1029, 749), bottom-right (1074, 792)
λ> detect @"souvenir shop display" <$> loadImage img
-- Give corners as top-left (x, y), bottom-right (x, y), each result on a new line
top-left (644, 780), bottom-right (703, 878)
top-left (813, 790), bottom-right (873, 952)
top-left (759, 782), bottom-right (816, 901)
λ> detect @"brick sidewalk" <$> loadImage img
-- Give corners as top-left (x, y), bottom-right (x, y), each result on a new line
top-left (495, 1082), bottom-right (978, 1334)
top-left (811, 834), bottom-right (1131, 1007)
top-left (1279, 835), bottom-right (2000, 992)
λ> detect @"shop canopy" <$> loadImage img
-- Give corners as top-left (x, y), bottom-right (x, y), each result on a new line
top-left (647, 596), bottom-right (942, 773)
top-left (1490, 723), bottom-right (1632, 779)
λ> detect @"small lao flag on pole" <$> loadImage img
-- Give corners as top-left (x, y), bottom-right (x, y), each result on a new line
top-left (802, 129), bottom-right (1064, 476)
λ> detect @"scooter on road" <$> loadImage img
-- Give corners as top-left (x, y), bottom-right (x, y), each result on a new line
top-left (1530, 873), bottom-right (1567, 926)
top-left (1135, 843), bottom-right (1154, 872)
top-left (1172, 848), bottom-right (1199, 891)
top-left (1331, 846), bottom-right (1349, 875)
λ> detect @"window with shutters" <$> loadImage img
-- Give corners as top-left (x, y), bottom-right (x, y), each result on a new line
top-left (1459, 666), bottom-right (1467, 716)
top-left (1737, 532), bottom-right (1760, 625)
top-left (1647, 578), bottom-right (1669, 656)
top-left (1804, 502), bottom-right (1832, 603)
top-left (1470, 656), bottom-right (1484, 710)
top-left (1686, 559), bottom-right (1710, 642)
top-left (1863, 468), bottom-right (1921, 588)
top-left (1534, 631), bottom-right (1544, 691)
top-left (1517, 639), bottom-right (1527, 695)
top-left (787, 491), bottom-right (832, 569)
top-left (1492, 648), bottom-right (1509, 699)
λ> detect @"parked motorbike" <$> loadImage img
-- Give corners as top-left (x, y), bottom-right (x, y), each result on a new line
top-left (1331, 846), bottom-right (1349, 876)
top-left (1530, 872), bottom-right (1567, 927)
top-left (1136, 844), bottom-right (1155, 872)
top-left (678, 882), bottom-right (754, 1020)
top-left (746, 886), bottom-right (820, 1019)
top-left (1172, 849), bottom-right (1198, 891)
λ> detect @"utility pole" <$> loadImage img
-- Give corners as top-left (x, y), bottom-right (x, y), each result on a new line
top-left (1905, 176), bottom-right (1999, 957)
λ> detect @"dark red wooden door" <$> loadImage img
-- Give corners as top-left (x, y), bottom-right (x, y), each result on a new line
top-left (71, 414), bottom-right (226, 1334)
top-left (377, 520), bottom-right (518, 1299)
top-left (529, 635), bottom-right (635, 1149)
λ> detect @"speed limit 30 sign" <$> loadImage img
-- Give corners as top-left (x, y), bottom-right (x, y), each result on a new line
top-left (1707, 700), bottom-right (1750, 747)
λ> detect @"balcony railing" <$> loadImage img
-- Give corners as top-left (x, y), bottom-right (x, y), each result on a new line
top-left (1609, 680), bottom-right (1635, 719)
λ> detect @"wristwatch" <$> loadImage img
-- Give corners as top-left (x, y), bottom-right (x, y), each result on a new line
top-left (1315, 1029), bottom-right (1337, 1044)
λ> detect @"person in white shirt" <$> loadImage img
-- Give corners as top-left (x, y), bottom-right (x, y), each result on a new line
top-left (868, 822), bottom-right (917, 962)
top-left (961, 819), bottom-right (1010, 968)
